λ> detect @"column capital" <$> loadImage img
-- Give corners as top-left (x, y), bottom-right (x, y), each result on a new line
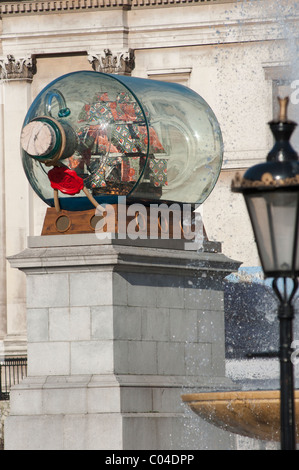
top-left (0, 55), bottom-right (37, 81)
top-left (88, 49), bottom-right (135, 76)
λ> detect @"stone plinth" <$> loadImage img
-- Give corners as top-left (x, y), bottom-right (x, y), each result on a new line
top-left (4, 234), bottom-right (240, 450)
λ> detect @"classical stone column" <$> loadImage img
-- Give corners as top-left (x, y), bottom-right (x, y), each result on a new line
top-left (88, 49), bottom-right (135, 75)
top-left (0, 54), bottom-right (36, 356)
top-left (4, 234), bottom-right (240, 450)
top-left (0, 83), bottom-right (6, 351)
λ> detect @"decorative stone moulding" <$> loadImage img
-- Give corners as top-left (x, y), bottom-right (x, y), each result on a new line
top-left (0, 55), bottom-right (36, 81)
top-left (88, 49), bottom-right (135, 75)
top-left (0, 0), bottom-right (236, 15)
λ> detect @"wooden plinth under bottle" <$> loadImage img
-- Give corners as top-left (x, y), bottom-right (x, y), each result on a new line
top-left (41, 205), bottom-right (206, 239)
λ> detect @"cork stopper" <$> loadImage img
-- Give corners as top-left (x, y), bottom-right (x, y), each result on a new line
top-left (21, 120), bottom-right (56, 157)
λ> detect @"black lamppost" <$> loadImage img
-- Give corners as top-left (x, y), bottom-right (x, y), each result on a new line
top-left (232, 97), bottom-right (299, 450)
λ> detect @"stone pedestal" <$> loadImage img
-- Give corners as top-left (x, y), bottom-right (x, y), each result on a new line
top-left (4, 234), bottom-right (240, 450)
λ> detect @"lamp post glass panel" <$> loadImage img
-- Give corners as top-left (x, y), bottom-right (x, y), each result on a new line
top-left (232, 97), bottom-right (299, 450)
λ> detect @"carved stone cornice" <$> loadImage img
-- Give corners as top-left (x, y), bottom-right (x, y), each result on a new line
top-left (0, 55), bottom-right (37, 81)
top-left (0, 0), bottom-right (130, 14)
top-left (88, 49), bottom-right (135, 75)
top-left (0, 0), bottom-right (233, 15)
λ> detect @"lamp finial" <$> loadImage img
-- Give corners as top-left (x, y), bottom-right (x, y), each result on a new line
top-left (278, 96), bottom-right (289, 122)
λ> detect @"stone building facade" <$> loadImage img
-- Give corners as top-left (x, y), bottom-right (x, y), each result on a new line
top-left (0, 0), bottom-right (297, 357)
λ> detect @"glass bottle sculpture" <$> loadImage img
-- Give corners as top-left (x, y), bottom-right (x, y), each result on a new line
top-left (21, 71), bottom-right (223, 211)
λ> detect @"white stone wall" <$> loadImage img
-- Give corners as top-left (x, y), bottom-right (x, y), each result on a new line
top-left (0, 0), bottom-right (296, 357)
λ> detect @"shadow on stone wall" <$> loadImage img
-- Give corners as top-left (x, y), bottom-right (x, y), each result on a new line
top-left (0, 402), bottom-right (9, 450)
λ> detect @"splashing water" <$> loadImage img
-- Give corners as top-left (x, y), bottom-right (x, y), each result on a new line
top-left (181, 0), bottom-right (299, 450)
